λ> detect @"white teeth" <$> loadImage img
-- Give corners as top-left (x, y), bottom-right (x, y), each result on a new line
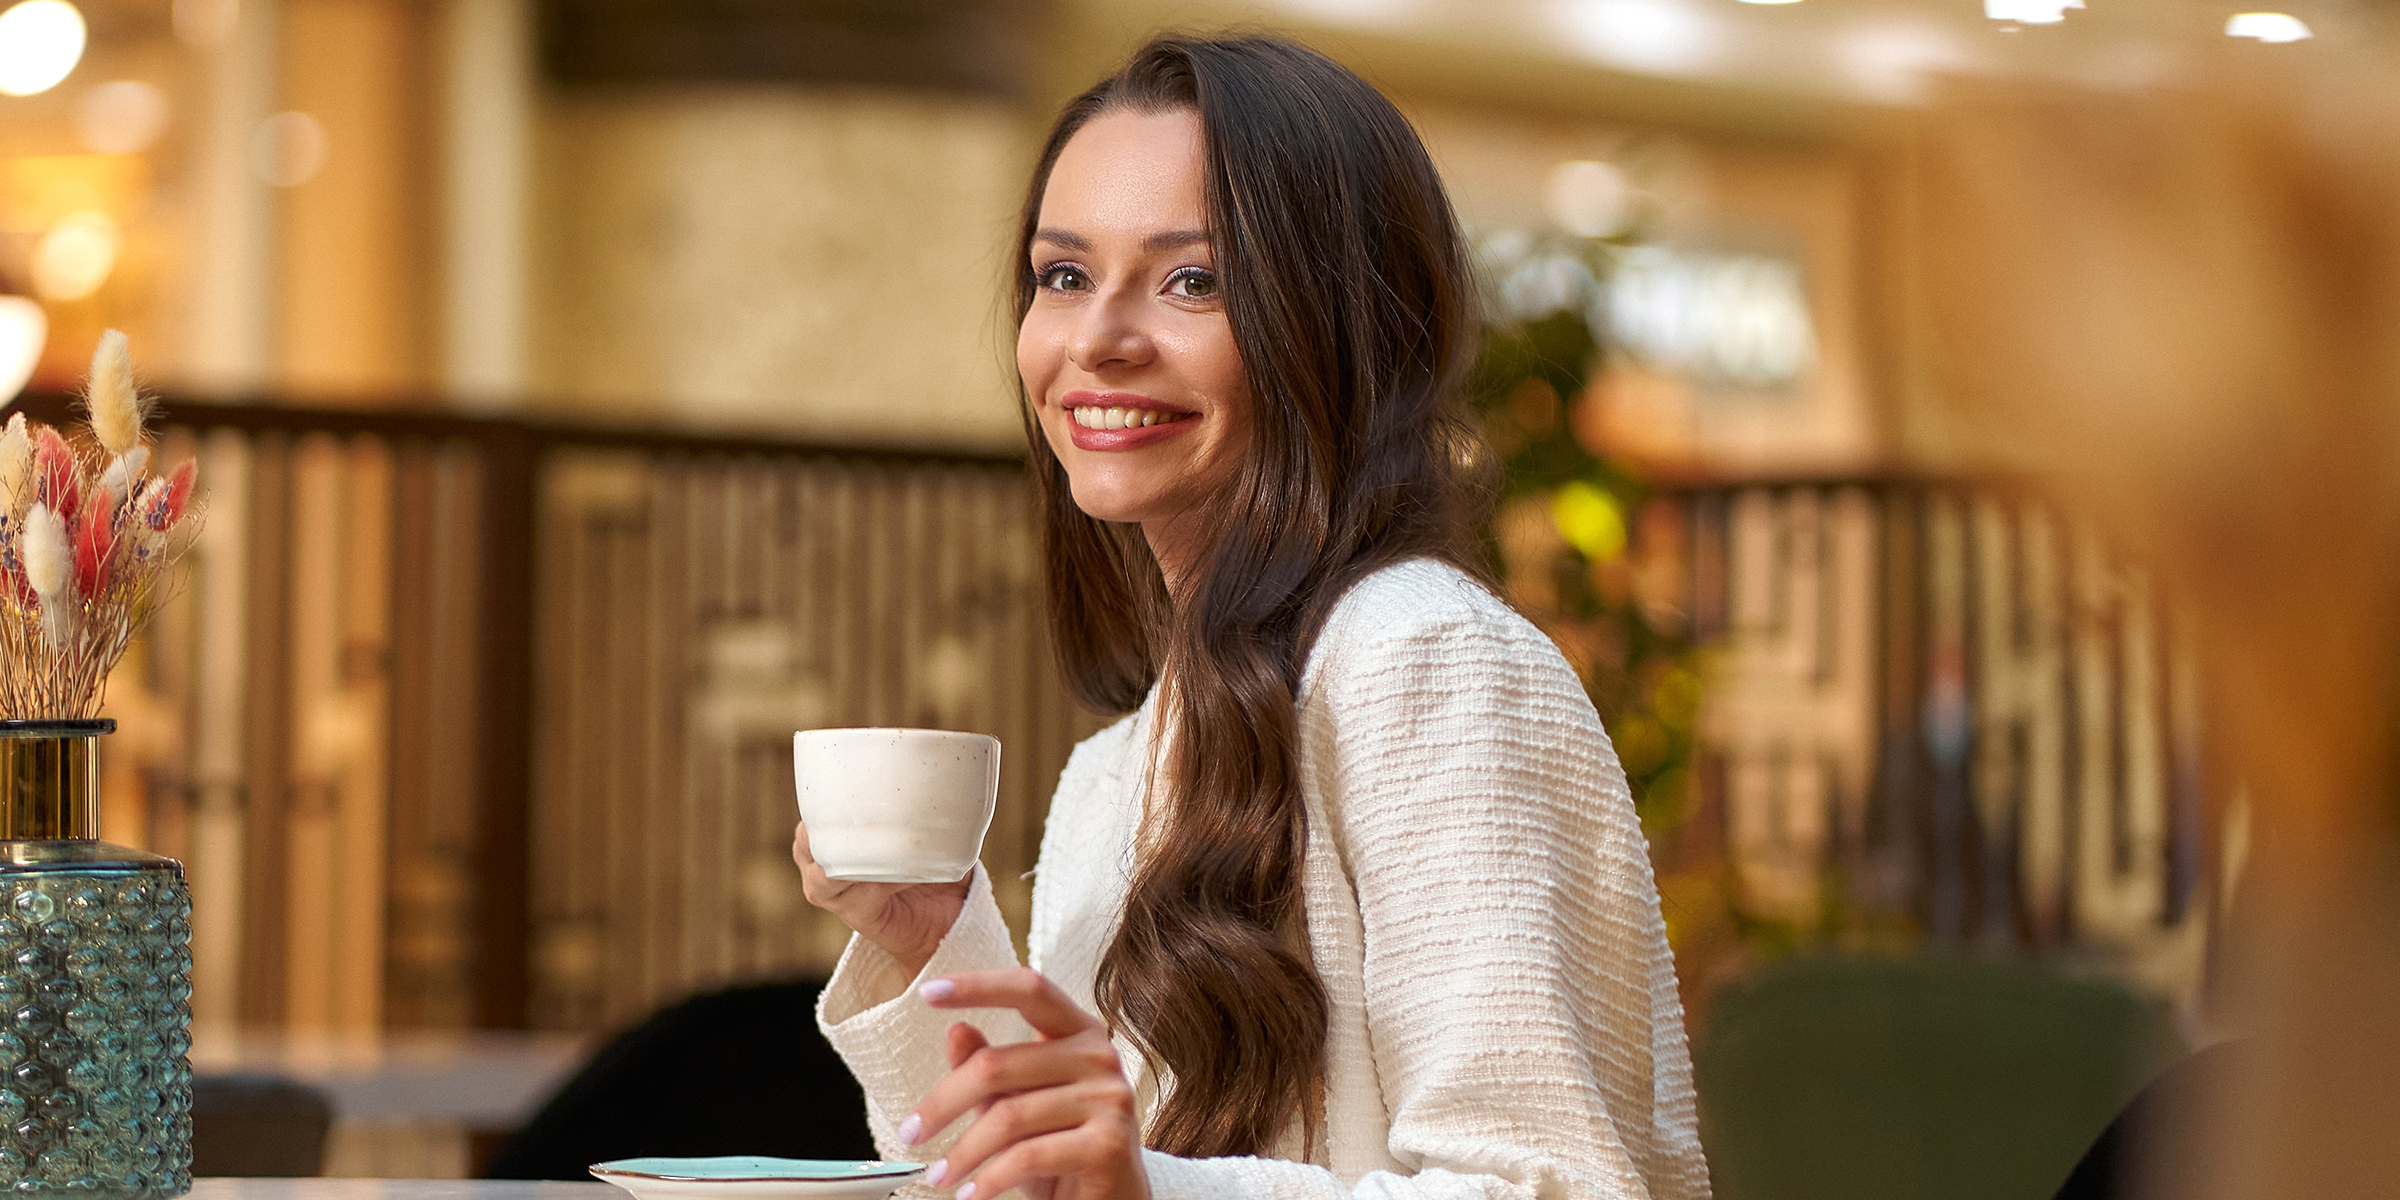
top-left (1069, 406), bottom-right (1188, 430)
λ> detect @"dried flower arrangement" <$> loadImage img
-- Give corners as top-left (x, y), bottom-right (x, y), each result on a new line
top-left (0, 331), bottom-right (198, 718)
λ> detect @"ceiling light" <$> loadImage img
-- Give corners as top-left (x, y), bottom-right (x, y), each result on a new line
top-left (2226, 13), bottom-right (2311, 42)
top-left (1985, 0), bottom-right (2081, 23)
top-left (1835, 19), bottom-right (1976, 104)
top-left (1554, 0), bottom-right (1727, 77)
top-left (0, 1), bottom-right (85, 97)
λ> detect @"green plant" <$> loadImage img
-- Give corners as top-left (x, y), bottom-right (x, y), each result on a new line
top-left (1468, 234), bottom-right (1702, 839)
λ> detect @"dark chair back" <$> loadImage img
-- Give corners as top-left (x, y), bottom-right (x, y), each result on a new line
top-left (1696, 954), bottom-right (2186, 1200)
top-left (192, 1074), bottom-right (335, 1177)
top-left (483, 978), bottom-right (875, 1178)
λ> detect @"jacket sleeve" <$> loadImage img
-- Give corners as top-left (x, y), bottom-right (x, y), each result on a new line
top-left (1134, 602), bottom-right (1709, 1200)
top-left (816, 863), bottom-right (1040, 1164)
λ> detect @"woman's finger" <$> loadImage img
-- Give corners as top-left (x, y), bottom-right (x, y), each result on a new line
top-left (902, 1032), bottom-right (1118, 1146)
top-left (920, 967), bottom-right (1103, 1040)
top-left (921, 1076), bottom-right (1128, 1190)
top-left (791, 825), bottom-right (848, 898)
top-left (945, 1020), bottom-right (988, 1071)
top-left (954, 1120), bottom-right (1137, 1200)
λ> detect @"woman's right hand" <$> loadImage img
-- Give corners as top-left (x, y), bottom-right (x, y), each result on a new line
top-left (793, 821), bottom-right (970, 979)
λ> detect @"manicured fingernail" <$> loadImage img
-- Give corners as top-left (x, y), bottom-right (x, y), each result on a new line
top-left (955, 1182), bottom-right (976, 1200)
top-left (922, 1159), bottom-right (947, 1187)
top-left (895, 1114), bottom-right (922, 1145)
top-left (919, 978), bottom-right (957, 1002)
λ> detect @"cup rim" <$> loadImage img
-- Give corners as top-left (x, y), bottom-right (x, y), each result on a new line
top-left (793, 727), bottom-right (998, 746)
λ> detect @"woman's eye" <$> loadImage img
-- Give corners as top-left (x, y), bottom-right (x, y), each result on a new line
top-left (1166, 268), bottom-right (1218, 299)
top-left (1037, 264), bottom-right (1091, 293)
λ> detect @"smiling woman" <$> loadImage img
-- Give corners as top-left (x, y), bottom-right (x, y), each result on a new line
top-left (1017, 106), bottom-right (1254, 587)
top-left (795, 33), bottom-right (1708, 1200)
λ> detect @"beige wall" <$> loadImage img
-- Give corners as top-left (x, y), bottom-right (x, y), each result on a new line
top-left (528, 89), bottom-right (1034, 450)
top-left (277, 0), bottom-right (434, 398)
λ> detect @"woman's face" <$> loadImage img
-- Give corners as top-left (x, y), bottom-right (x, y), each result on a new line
top-left (1018, 108), bottom-right (1254, 570)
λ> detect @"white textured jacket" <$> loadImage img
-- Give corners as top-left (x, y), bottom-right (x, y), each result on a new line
top-left (819, 558), bottom-right (1710, 1200)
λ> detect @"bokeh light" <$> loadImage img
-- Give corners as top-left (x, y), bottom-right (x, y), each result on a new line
top-left (249, 110), bottom-right (328, 187)
top-left (31, 210), bottom-right (118, 301)
top-left (0, 297), bottom-right (44, 402)
top-left (2226, 13), bottom-right (2311, 43)
top-left (0, 0), bottom-right (86, 97)
top-left (1545, 160), bottom-right (1634, 240)
top-left (1551, 482), bottom-right (1627, 561)
top-left (75, 80), bottom-right (170, 155)
top-left (1984, 0), bottom-right (2081, 24)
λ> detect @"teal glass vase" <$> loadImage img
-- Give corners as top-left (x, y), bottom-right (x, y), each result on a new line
top-left (0, 720), bottom-right (191, 1197)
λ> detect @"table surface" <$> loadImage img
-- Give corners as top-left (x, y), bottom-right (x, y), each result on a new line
top-left (190, 1030), bottom-right (595, 1126)
top-left (193, 1183), bottom-right (617, 1200)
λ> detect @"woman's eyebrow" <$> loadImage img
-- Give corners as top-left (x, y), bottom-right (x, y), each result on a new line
top-left (1033, 227), bottom-right (1092, 252)
top-left (1031, 228), bottom-right (1212, 254)
top-left (1141, 229), bottom-right (1211, 253)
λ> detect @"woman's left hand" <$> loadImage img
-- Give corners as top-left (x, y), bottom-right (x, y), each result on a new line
top-left (896, 968), bottom-right (1150, 1200)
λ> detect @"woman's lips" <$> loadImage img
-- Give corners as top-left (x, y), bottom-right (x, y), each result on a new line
top-left (1061, 393), bottom-right (1197, 452)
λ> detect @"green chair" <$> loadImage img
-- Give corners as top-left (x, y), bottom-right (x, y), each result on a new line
top-left (1695, 954), bottom-right (2186, 1200)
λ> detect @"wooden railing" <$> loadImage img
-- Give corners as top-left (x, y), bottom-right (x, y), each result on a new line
top-left (1648, 477), bottom-right (2220, 1008)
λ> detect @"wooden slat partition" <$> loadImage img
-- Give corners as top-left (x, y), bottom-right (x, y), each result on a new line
top-left (4, 390), bottom-right (1092, 1037)
top-left (1656, 479), bottom-right (2222, 1007)
top-left (531, 450), bottom-right (1086, 1030)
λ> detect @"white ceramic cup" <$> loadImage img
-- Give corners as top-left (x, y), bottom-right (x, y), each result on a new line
top-left (794, 727), bottom-right (1000, 884)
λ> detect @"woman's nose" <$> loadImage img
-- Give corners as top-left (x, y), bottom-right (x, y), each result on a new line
top-left (1067, 291), bottom-right (1155, 372)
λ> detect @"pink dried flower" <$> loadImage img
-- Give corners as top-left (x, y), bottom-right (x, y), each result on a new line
top-left (146, 461), bottom-right (194, 531)
top-left (34, 428), bottom-right (77, 524)
top-left (0, 546), bottom-right (29, 609)
top-left (73, 499), bottom-right (112, 602)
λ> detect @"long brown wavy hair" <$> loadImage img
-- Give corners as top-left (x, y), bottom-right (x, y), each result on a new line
top-left (1013, 35), bottom-right (1490, 1158)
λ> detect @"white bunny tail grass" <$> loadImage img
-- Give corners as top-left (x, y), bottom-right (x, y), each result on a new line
top-left (98, 447), bottom-right (148, 510)
top-left (22, 503), bottom-right (67, 647)
top-left (0, 415), bottom-right (28, 514)
top-left (85, 330), bottom-right (144, 458)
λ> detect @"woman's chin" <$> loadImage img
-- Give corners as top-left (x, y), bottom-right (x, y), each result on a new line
top-left (1065, 483), bottom-right (1165, 528)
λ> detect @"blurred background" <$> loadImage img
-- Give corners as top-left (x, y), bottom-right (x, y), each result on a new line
top-left (0, 0), bottom-right (2387, 1192)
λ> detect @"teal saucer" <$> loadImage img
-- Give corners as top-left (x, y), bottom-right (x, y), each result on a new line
top-left (591, 1157), bottom-right (927, 1200)
top-left (593, 1159), bottom-right (923, 1181)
